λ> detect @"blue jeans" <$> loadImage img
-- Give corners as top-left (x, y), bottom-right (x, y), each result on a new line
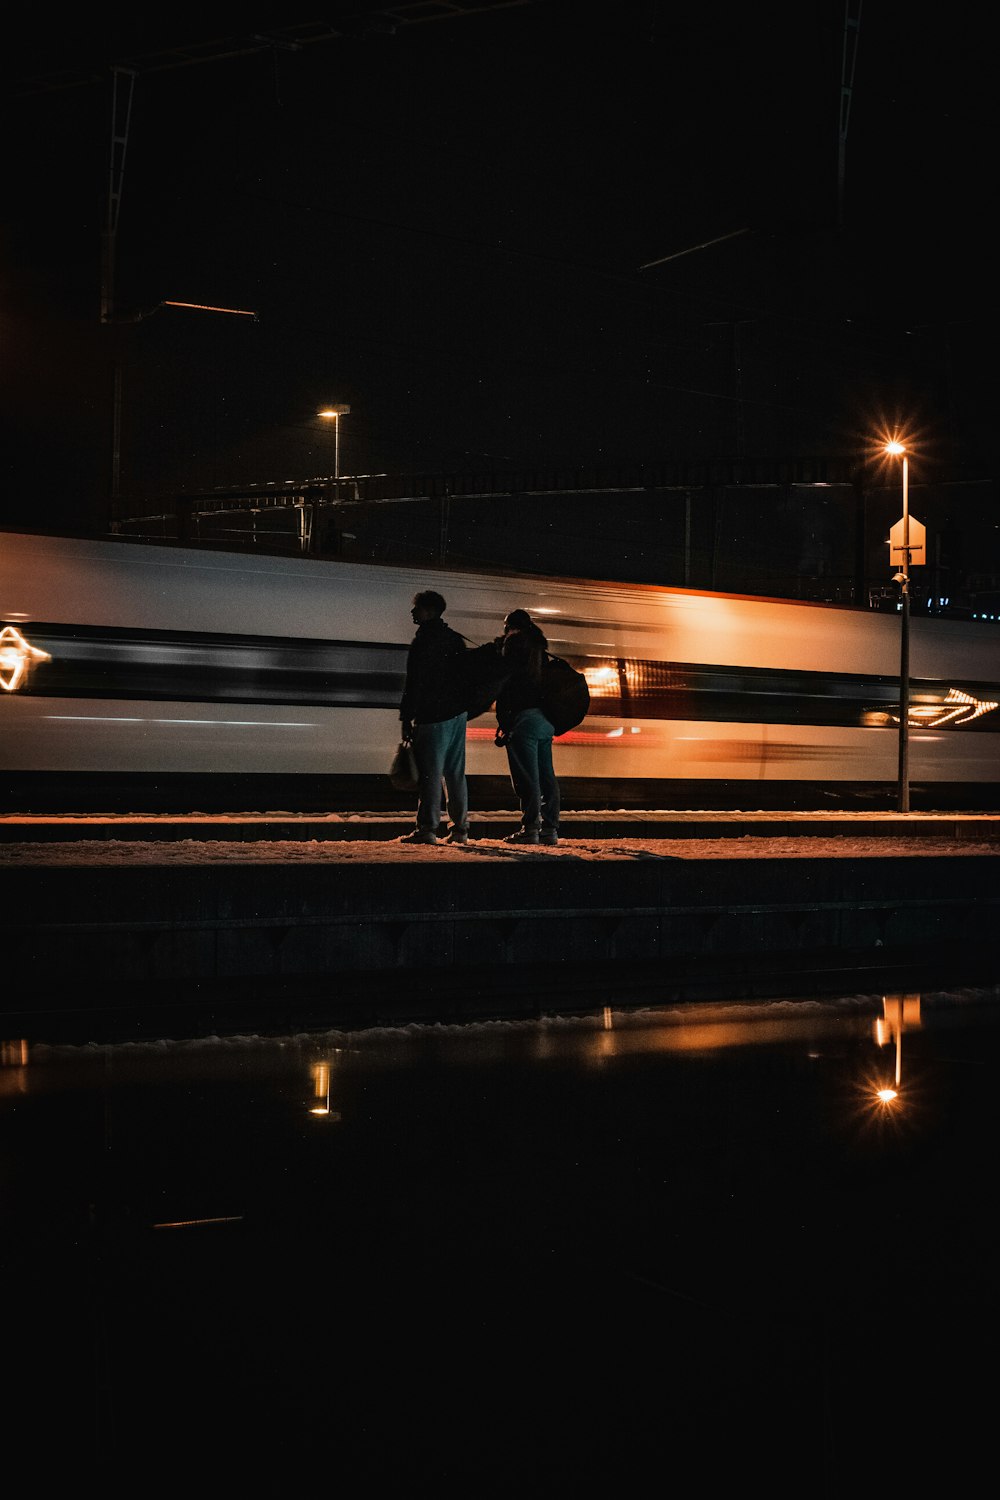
top-left (505, 707), bottom-right (560, 832)
top-left (413, 713), bottom-right (469, 833)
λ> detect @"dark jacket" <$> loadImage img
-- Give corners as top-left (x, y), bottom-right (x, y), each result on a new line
top-left (400, 618), bottom-right (469, 725)
top-left (464, 639), bottom-right (511, 720)
top-left (495, 624), bottom-right (549, 733)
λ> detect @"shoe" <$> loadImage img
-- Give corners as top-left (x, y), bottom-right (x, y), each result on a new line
top-left (539, 829), bottom-right (559, 845)
top-left (505, 828), bottom-right (539, 845)
top-left (397, 830), bottom-right (438, 845)
top-left (445, 828), bottom-right (469, 845)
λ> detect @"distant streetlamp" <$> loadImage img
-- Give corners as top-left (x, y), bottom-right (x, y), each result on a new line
top-left (318, 405), bottom-right (351, 498)
top-left (886, 440), bottom-right (910, 812)
top-left (317, 405), bottom-right (351, 556)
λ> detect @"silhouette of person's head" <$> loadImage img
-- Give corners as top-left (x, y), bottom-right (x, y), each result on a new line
top-left (412, 590), bottom-right (446, 623)
top-left (503, 608), bottom-right (533, 634)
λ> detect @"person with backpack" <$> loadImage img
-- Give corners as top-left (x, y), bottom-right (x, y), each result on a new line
top-left (494, 608), bottom-right (561, 845)
top-left (397, 590), bottom-right (470, 845)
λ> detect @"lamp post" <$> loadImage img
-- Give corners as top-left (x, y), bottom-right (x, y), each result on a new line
top-left (886, 440), bottom-right (910, 812)
top-left (320, 405), bottom-right (355, 558)
top-left (317, 405), bottom-right (351, 556)
top-left (318, 405), bottom-right (350, 495)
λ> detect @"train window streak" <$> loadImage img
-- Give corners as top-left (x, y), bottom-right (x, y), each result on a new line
top-left (579, 657), bottom-right (1000, 733)
top-left (10, 625), bottom-right (1000, 733)
top-left (18, 624), bottom-right (409, 709)
top-left (47, 716), bottom-right (316, 728)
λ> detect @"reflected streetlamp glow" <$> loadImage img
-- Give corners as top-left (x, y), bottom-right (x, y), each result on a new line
top-left (309, 1060), bottom-right (341, 1119)
top-left (872, 992), bottom-right (919, 1104)
top-left (885, 440), bottom-right (910, 813)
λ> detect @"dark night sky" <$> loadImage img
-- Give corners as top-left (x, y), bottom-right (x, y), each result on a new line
top-left (1, 1), bottom-right (996, 527)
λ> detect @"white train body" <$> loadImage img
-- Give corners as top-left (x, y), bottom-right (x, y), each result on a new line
top-left (1, 529), bottom-right (998, 807)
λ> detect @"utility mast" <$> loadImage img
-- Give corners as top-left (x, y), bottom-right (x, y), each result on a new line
top-left (837, 1), bottom-right (863, 232)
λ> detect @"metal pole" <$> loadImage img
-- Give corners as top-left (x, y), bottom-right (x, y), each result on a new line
top-left (684, 491), bottom-right (691, 586)
top-left (110, 361), bottom-right (123, 530)
top-left (317, 406), bottom-right (349, 555)
top-left (326, 414), bottom-right (339, 557)
top-left (897, 455), bottom-right (910, 812)
top-left (102, 69), bottom-right (137, 535)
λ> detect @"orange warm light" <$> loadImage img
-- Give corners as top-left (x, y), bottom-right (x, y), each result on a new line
top-left (863, 687), bottom-right (998, 729)
top-left (162, 300), bottom-right (257, 317)
top-left (309, 1060), bottom-right (341, 1117)
top-left (465, 724), bottom-right (637, 745)
top-left (868, 427), bottom-right (923, 479)
top-left (0, 625), bottom-right (51, 691)
top-left (583, 665), bottom-right (619, 694)
top-left (918, 688), bottom-right (1000, 725)
top-left (153, 1215), bottom-right (244, 1228)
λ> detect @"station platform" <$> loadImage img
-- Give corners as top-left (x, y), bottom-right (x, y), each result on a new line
top-left (3, 806), bottom-right (1000, 843)
top-left (2, 808), bottom-right (999, 1043)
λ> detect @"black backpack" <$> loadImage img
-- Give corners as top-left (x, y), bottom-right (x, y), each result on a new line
top-left (462, 640), bottom-right (512, 720)
top-left (539, 653), bottom-right (590, 736)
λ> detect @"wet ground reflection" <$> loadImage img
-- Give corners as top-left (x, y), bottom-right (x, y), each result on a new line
top-left (3, 986), bottom-right (999, 1493)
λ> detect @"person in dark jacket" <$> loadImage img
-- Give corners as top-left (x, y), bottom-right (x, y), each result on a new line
top-left (495, 608), bottom-right (560, 845)
top-left (397, 590), bottom-right (470, 845)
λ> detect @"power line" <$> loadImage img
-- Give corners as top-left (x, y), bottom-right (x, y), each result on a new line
top-left (7, 3), bottom-right (537, 96)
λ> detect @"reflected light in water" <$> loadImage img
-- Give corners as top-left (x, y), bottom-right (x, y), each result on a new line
top-left (853, 994), bottom-right (925, 1123)
top-left (0, 1039), bottom-right (30, 1099)
top-left (849, 1065), bottom-right (912, 1130)
top-left (875, 993), bottom-right (920, 1091)
top-left (309, 1059), bottom-right (342, 1119)
top-left (571, 1005), bottom-right (876, 1066)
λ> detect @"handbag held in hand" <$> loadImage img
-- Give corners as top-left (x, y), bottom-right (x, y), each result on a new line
top-left (389, 738), bottom-right (420, 791)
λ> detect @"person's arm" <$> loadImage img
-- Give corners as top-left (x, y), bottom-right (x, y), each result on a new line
top-left (400, 640), bottom-right (417, 736)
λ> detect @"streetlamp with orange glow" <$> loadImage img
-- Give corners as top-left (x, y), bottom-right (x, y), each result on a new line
top-left (885, 440), bottom-right (928, 811)
top-left (885, 440), bottom-right (911, 811)
top-left (318, 405), bottom-right (351, 500)
top-left (317, 404), bottom-right (351, 555)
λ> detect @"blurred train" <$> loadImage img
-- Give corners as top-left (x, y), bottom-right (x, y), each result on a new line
top-left (2, 528), bottom-right (999, 812)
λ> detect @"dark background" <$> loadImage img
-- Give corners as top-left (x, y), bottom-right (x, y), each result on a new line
top-left (1, 2), bottom-right (996, 542)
